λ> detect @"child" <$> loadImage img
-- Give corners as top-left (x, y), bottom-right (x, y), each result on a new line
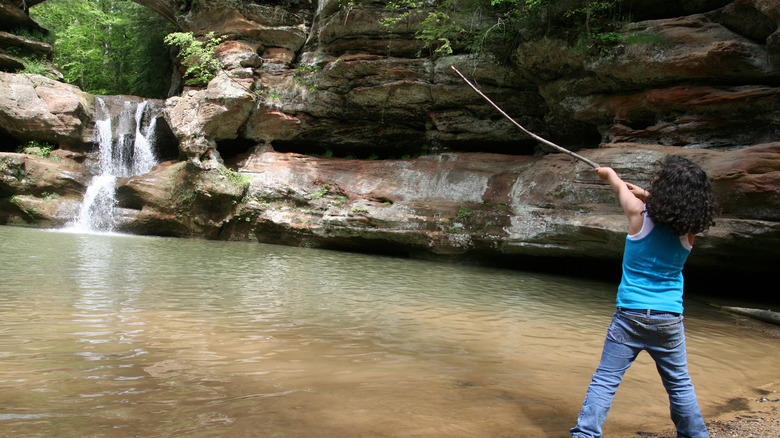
top-left (570, 155), bottom-right (717, 438)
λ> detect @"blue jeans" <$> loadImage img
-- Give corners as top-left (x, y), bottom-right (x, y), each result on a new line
top-left (571, 309), bottom-right (709, 438)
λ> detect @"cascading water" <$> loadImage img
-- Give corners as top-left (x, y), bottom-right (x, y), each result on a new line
top-left (67, 98), bottom-right (159, 232)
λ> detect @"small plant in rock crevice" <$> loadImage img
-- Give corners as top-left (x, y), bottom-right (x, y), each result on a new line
top-left (293, 64), bottom-right (322, 92)
top-left (218, 166), bottom-right (250, 188)
top-left (309, 184), bottom-right (330, 200)
top-left (456, 205), bottom-right (472, 220)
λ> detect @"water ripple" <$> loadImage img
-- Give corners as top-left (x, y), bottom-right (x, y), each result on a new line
top-left (0, 226), bottom-right (777, 437)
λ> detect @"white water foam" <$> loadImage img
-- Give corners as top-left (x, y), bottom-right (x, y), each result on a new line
top-left (65, 98), bottom-right (159, 233)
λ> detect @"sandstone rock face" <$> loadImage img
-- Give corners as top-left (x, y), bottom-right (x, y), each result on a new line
top-left (538, 10), bottom-right (779, 147)
top-left (0, 30), bottom-right (56, 74)
top-left (0, 0), bottom-right (778, 283)
top-left (0, 0), bottom-right (43, 32)
top-left (572, 85), bottom-right (779, 148)
top-left (0, 151), bottom-right (89, 226)
top-left (114, 160), bottom-right (248, 237)
top-left (156, 0), bottom-right (546, 158)
top-left (0, 0), bottom-right (61, 78)
top-left (104, 143), bottom-right (777, 275)
top-left (163, 71), bottom-right (256, 163)
top-left (0, 72), bottom-right (94, 149)
top-left (149, 0), bottom-right (779, 160)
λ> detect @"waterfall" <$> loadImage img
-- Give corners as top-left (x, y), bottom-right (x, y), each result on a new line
top-left (66, 98), bottom-right (159, 233)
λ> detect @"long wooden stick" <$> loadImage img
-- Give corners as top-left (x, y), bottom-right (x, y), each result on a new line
top-left (451, 65), bottom-right (600, 169)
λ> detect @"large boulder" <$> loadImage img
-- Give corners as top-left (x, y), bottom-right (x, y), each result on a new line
top-left (0, 72), bottom-right (94, 150)
top-left (0, 151), bottom-right (89, 226)
top-left (163, 71), bottom-right (256, 163)
top-left (114, 160), bottom-right (248, 237)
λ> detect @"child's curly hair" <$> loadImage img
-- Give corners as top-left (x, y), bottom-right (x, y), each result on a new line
top-left (646, 155), bottom-right (718, 236)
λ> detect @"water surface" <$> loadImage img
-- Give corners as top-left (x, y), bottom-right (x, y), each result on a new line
top-left (0, 226), bottom-right (776, 437)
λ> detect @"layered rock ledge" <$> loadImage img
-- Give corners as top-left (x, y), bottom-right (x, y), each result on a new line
top-left (0, 0), bottom-right (778, 292)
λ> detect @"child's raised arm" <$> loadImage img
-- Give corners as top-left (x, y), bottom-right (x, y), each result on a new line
top-left (595, 167), bottom-right (646, 234)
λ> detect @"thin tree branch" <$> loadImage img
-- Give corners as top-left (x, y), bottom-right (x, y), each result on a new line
top-left (451, 65), bottom-right (601, 169)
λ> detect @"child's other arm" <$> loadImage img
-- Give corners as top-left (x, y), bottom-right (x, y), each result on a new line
top-left (595, 167), bottom-right (645, 234)
top-left (626, 183), bottom-right (649, 201)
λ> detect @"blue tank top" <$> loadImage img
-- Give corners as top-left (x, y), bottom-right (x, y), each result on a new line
top-left (616, 214), bottom-right (691, 314)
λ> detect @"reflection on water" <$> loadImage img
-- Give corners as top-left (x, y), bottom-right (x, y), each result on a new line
top-left (0, 226), bottom-right (777, 437)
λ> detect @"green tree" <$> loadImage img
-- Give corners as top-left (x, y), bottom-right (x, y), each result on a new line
top-left (30, 0), bottom-right (176, 97)
top-left (381, 0), bottom-right (623, 60)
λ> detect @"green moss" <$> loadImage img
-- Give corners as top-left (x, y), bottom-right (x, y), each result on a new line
top-left (217, 166), bottom-right (250, 188)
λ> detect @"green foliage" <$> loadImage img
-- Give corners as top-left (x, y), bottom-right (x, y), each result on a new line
top-left (263, 89), bottom-right (283, 101)
top-left (415, 9), bottom-right (457, 56)
top-left (39, 192), bottom-right (61, 201)
top-left (30, 0), bottom-right (176, 97)
top-left (9, 26), bottom-right (48, 42)
top-left (339, 0), bottom-right (362, 8)
top-left (381, 0), bottom-right (555, 58)
top-left (564, 0), bottom-right (622, 55)
top-left (333, 194), bottom-right (350, 205)
top-left (383, 0), bottom-right (425, 28)
top-left (164, 31), bottom-right (226, 87)
top-left (293, 64), bottom-right (322, 91)
top-left (381, 0), bottom-right (627, 60)
top-left (309, 184), bottom-right (330, 199)
top-left (19, 57), bottom-right (57, 79)
top-left (17, 141), bottom-right (55, 159)
top-left (6, 25), bottom-right (57, 79)
top-left (382, 0), bottom-right (458, 57)
top-left (218, 166), bottom-right (250, 187)
top-left (480, 201), bottom-right (507, 214)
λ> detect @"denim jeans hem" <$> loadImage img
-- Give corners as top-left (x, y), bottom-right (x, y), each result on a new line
top-left (570, 310), bottom-right (709, 438)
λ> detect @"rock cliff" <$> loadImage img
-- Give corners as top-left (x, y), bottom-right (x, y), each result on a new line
top-left (0, 0), bottom-right (778, 288)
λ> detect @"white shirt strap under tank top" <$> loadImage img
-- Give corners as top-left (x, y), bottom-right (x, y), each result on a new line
top-left (627, 211), bottom-right (693, 251)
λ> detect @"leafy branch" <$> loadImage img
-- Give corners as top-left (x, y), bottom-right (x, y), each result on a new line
top-left (164, 31), bottom-right (226, 86)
